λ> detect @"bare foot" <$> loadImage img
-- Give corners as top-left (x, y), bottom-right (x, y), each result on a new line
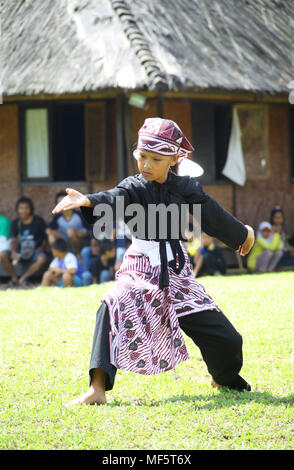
top-left (8, 278), bottom-right (19, 287)
top-left (211, 380), bottom-right (223, 389)
top-left (65, 387), bottom-right (107, 407)
top-left (65, 397), bottom-right (82, 407)
top-left (19, 276), bottom-right (31, 287)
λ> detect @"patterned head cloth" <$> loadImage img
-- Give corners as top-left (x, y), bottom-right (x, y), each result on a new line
top-left (137, 117), bottom-right (194, 158)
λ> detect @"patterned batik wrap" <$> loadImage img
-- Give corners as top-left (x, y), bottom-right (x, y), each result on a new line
top-left (101, 241), bottom-right (221, 376)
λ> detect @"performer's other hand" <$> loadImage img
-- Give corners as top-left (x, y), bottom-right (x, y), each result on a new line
top-left (52, 188), bottom-right (92, 214)
top-left (238, 225), bottom-right (255, 256)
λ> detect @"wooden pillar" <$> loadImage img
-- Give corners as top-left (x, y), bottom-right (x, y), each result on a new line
top-left (116, 95), bottom-right (126, 181)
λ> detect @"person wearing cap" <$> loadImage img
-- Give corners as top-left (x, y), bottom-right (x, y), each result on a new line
top-left (52, 117), bottom-right (255, 406)
top-left (247, 221), bottom-right (283, 273)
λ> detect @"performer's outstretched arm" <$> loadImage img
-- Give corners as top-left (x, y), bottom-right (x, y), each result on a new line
top-left (52, 188), bottom-right (93, 214)
top-left (52, 186), bottom-right (132, 226)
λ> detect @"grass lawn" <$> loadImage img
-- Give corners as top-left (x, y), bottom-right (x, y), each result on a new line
top-left (0, 272), bottom-right (293, 450)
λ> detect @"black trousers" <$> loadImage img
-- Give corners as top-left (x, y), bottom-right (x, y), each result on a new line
top-left (89, 301), bottom-right (251, 392)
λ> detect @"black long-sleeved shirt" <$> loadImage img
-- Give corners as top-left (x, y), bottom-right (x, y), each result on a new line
top-left (80, 171), bottom-right (248, 289)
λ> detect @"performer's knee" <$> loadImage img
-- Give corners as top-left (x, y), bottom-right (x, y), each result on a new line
top-left (228, 330), bottom-right (243, 353)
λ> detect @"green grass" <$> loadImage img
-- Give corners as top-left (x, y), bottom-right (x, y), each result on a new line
top-left (0, 273), bottom-right (293, 450)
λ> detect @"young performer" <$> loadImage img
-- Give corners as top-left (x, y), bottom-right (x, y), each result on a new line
top-left (52, 118), bottom-right (255, 406)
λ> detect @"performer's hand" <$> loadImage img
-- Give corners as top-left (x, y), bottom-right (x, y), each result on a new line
top-left (52, 188), bottom-right (92, 214)
top-left (238, 225), bottom-right (255, 256)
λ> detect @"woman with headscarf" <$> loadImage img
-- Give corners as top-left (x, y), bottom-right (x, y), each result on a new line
top-left (52, 118), bottom-right (255, 406)
top-left (247, 221), bottom-right (283, 273)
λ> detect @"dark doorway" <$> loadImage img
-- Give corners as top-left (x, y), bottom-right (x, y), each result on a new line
top-left (214, 104), bottom-right (232, 181)
top-left (52, 104), bottom-right (85, 181)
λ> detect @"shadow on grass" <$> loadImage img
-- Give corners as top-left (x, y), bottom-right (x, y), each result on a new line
top-left (107, 391), bottom-right (294, 409)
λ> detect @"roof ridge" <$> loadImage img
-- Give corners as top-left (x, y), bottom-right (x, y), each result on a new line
top-left (111, 0), bottom-right (168, 91)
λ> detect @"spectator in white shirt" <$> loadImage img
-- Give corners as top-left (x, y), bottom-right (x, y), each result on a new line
top-left (41, 238), bottom-right (83, 287)
top-left (46, 191), bottom-right (90, 255)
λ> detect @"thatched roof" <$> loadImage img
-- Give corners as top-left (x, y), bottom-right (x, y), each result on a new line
top-left (1, 0), bottom-right (293, 97)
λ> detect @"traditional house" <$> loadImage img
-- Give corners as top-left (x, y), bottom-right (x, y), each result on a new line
top-left (1, 0), bottom-right (293, 237)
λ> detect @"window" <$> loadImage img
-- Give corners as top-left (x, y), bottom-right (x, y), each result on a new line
top-left (25, 108), bottom-right (50, 178)
top-left (21, 102), bottom-right (106, 182)
top-left (192, 102), bottom-right (271, 184)
top-left (191, 101), bottom-right (232, 185)
top-left (214, 104), bottom-right (232, 181)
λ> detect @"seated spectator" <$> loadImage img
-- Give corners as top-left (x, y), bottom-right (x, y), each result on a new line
top-left (113, 219), bottom-right (131, 272)
top-left (82, 220), bottom-right (130, 276)
top-left (183, 223), bottom-right (201, 269)
top-left (46, 191), bottom-right (90, 255)
top-left (81, 236), bottom-right (100, 273)
top-left (41, 238), bottom-right (83, 287)
top-left (270, 206), bottom-right (294, 269)
top-left (247, 221), bottom-right (283, 273)
top-left (289, 234), bottom-right (294, 250)
top-left (0, 214), bottom-right (11, 252)
top-left (82, 240), bottom-right (116, 286)
top-left (194, 232), bottom-right (227, 277)
top-left (0, 197), bottom-right (48, 287)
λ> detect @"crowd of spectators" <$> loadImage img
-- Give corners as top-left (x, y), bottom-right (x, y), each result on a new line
top-left (185, 205), bottom-right (294, 276)
top-left (0, 193), bottom-right (131, 288)
top-left (0, 196), bottom-right (294, 288)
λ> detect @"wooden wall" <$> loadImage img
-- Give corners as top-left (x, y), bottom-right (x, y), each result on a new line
top-left (130, 98), bottom-right (233, 213)
top-left (130, 100), bottom-right (293, 235)
top-left (235, 105), bottom-right (293, 234)
top-left (0, 101), bottom-right (119, 223)
top-left (0, 105), bottom-right (20, 219)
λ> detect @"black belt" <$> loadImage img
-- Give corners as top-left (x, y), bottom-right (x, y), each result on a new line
top-left (158, 239), bottom-right (186, 290)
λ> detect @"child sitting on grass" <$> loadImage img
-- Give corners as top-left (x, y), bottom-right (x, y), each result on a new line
top-left (194, 232), bottom-right (227, 277)
top-left (82, 240), bottom-right (116, 286)
top-left (183, 222), bottom-right (201, 272)
top-left (41, 238), bottom-right (83, 287)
